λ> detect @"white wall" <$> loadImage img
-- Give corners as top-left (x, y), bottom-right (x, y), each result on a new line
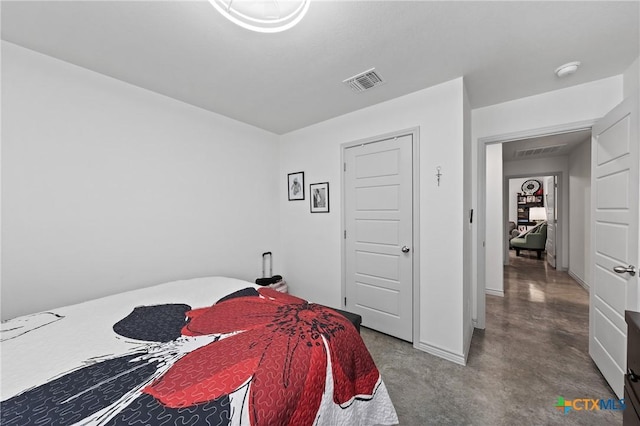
top-left (568, 139), bottom-right (591, 287)
top-left (624, 57), bottom-right (639, 99)
top-left (1, 42), bottom-right (280, 320)
top-left (472, 75), bottom-right (624, 325)
top-left (279, 78), bottom-right (470, 362)
top-left (462, 82), bottom-right (473, 355)
top-left (473, 77), bottom-right (624, 139)
top-left (485, 144), bottom-right (503, 296)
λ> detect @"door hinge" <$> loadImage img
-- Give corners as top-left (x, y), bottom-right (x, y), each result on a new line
top-left (344, 162), bottom-right (346, 172)
top-left (344, 230), bottom-right (347, 239)
top-left (344, 297), bottom-right (347, 306)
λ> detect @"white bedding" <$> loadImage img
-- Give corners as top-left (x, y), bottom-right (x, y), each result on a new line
top-left (1, 277), bottom-right (259, 400)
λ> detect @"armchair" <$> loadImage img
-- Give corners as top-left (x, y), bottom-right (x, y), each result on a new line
top-left (507, 221), bottom-right (519, 240)
top-left (510, 223), bottom-right (548, 259)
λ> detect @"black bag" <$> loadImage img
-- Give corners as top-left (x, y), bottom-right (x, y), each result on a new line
top-left (255, 252), bottom-right (285, 290)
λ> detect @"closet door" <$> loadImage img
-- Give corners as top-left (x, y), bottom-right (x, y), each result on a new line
top-left (344, 134), bottom-right (413, 342)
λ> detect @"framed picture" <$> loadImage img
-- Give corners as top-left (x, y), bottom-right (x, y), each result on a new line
top-left (310, 182), bottom-right (329, 213)
top-left (288, 172), bottom-right (304, 200)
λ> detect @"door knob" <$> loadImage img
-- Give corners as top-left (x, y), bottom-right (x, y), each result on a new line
top-left (613, 265), bottom-right (636, 276)
top-left (401, 246), bottom-right (410, 253)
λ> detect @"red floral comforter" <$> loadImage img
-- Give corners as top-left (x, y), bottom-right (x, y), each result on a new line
top-left (145, 287), bottom-right (391, 425)
top-left (1, 281), bottom-right (398, 426)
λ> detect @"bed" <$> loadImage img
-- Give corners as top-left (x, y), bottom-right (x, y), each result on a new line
top-left (0, 276), bottom-right (398, 425)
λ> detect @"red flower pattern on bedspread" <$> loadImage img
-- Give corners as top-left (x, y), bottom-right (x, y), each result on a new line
top-left (143, 288), bottom-right (380, 426)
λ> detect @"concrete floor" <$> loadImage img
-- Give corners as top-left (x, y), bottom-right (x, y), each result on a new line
top-left (362, 251), bottom-right (622, 425)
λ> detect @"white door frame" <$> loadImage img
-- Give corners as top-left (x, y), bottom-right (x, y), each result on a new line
top-left (502, 172), bottom-right (563, 269)
top-left (476, 119), bottom-right (596, 329)
top-left (341, 127), bottom-right (421, 344)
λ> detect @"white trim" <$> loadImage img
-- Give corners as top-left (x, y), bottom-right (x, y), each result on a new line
top-left (485, 288), bottom-right (504, 297)
top-left (463, 322), bottom-right (474, 362)
top-left (568, 270), bottom-right (590, 292)
top-left (412, 129), bottom-right (421, 345)
top-left (479, 120), bottom-right (595, 145)
top-left (414, 341), bottom-right (467, 366)
top-left (340, 127), bottom-right (420, 343)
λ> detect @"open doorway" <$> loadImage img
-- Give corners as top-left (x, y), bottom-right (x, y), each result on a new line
top-left (476, 95), bottom-right (639, 399)
top-left (476, 120), bottom-right (596, 329)
top-left (482, 129), bottom-right (592, 299)
top-left (505, 175), bottom-right (557, 267)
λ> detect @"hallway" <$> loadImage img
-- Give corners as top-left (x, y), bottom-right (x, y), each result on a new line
top-left (491, 250), bottom-right (621, 422)
top-left (361, 250), bottom-right (622, 425)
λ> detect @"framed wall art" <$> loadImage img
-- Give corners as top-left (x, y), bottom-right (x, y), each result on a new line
top-left (310, 182), bottom-right (329, 213)
top-left (288, 172), bottom-right (305, 200)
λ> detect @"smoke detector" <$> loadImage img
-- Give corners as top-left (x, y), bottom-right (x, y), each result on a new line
top-left (555, 61), bottom-right (581, 77)
top-left (343, 68), bottom-right (386, 93)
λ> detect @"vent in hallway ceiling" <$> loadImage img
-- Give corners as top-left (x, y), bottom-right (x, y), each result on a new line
top-left (514, 144), bottom-right (567, 159)
top-left (343, 68), bottom-right (385, 92)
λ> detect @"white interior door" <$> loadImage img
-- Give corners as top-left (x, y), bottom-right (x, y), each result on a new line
top-left (545, 176), bottom-right (557, 268)
top-left (344, 134), bottom-right (413, 342)
top-left (590, 92), bottom-right (639, 398)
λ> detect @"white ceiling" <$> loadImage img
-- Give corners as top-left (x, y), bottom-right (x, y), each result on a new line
top-left (2, 1), bottom-right (638, 135)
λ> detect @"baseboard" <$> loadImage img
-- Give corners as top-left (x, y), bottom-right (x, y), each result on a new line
top-left (414, 341), bottom-right (466, 366)
top-left (485, 288), bottom-right (504, 297)
top-left (568, 271), bottom-right (589, 291)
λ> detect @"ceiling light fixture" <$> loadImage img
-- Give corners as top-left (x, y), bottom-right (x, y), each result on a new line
top-left (554, 61), bottom-right (581, 78)
top-left (209, 0), bottom-right (310, 33)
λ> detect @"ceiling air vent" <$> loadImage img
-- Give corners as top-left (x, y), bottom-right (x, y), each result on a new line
top-left (514, 144), bottom-right (567, 159)
top-left (343, 68), bottom-right (385, 93)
